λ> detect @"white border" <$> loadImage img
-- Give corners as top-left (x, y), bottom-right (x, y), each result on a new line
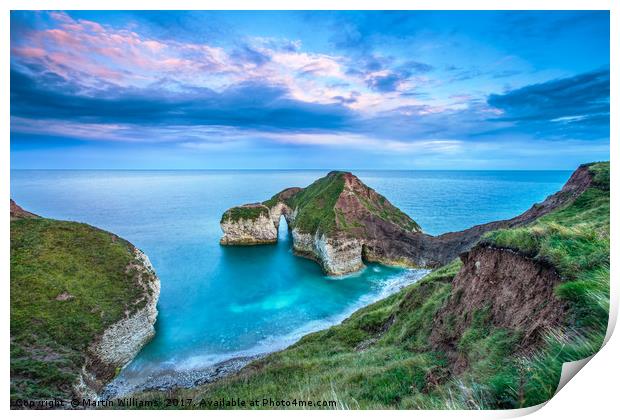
top-left (2, 2), bottom-right (617, 419)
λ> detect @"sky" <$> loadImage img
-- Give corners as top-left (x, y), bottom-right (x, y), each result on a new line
top-left (10, 10), bottom-right (610, 169)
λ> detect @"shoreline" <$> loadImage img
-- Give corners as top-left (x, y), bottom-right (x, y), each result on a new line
top-left (101, 354), bottom-right (266, 399)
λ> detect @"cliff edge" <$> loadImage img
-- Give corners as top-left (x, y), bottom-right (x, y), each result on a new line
top-left (10, 202), bottom-right (160, 403)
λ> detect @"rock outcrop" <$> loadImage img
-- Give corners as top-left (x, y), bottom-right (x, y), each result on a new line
top-left (220, 204), bottom-right (279, 245)
top-left (404, 163), bottom-right (595, 267)
top-left (10, 199), bottom-right (39, 220)
top-left (220, 165), bottom-right (594, 275)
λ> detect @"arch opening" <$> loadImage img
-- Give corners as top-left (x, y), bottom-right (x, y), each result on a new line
top-left (277, 214), bottom-right (291, 244)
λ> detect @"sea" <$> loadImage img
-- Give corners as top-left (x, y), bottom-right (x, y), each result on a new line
top-left (10, 169), bottom-right (571, 390)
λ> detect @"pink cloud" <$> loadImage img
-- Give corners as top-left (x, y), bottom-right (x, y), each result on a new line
top-left (48, 11), bottom-right (73, 23)
top-left (11, 11), bottom-right (406, 113)
top-left (11, 46), bottom-right (46, 58)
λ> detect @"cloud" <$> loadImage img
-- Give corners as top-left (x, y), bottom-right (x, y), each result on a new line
top-left (349, 55), bottom-right (434, 93)
top-left (261, 132), bottom-right (463, 154)
top-left (324, 11), bottom-right (423, 51)
top-left (270, 50), bottom-right (345, 78)
top-left (231, 45), bottom-right (271, 67)
top-left (10, 68), bottom-right (356, 132)
top-left (9, 11), bottom-right (610, 156)
top-left (11, 11), bottom-right (239, 89)
top-left (401, 60), bottom-right (434, 74)
top-left (487, 68), bottom-right (609, 139)
top-left (366, 71), bottom-right (404, 92)
top-left (11, 64), bottom-right (610, 147)
top-left (11, 11), bottom-right (367, 107)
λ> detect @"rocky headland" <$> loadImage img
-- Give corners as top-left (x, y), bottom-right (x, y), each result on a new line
top-left (10, 201), bottom-right (160, 403)
top-left (221, 166), bottom-right (593, 275)
top-left (221, 171), bottom-right (422, 275)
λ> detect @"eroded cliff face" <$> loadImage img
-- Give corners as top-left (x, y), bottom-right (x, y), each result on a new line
top-left (10, 200), bottom-right (161, 403)
top-left (220, 204), bottom-right (280, 245)
top-left (10, 199), bottom-right (39, 220)
top-left (430, 245), bottom-right (568, 373)
top-left (291, 229), bottom-right (365, 275)
top-left (75, 248), bottom-right (160, 399)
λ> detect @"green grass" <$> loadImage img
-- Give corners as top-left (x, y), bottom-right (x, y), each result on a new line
top-left (138, 162), bottom-right (609, 410)
top-left (10, 218), bottom-right (147, 401)
top-left (221, 205), bottom-right (269, 223)
top-left (286, 171), bottom-right (346, 234)
top-left (263, 193), bottom-right (284, 209)
top-left (590, 161), bottom-right (610, 190)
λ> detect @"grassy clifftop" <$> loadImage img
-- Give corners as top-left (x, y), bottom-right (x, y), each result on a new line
top-left (221, 205), bottom-right (270, 224)
top-left (287, 171), bottom-right (422, 235)
top-left (10, 216), bottom-right (150, 401)
top-left (146, 162), bottom-right (609, 409)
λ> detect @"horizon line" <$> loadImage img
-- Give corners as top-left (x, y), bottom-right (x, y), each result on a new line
top-left (9, 168), bottom-right (577, 172)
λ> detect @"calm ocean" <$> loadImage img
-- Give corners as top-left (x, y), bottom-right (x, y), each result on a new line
top-left (10, 169), bottom-right (571, 385)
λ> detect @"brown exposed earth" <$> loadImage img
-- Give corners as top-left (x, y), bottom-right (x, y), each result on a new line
top-left (334, 172), bottom-right (422, 237)
top-left (429, 245), bottom-right (569, 372)
top-left (10, 199), bottom-right (39, 220)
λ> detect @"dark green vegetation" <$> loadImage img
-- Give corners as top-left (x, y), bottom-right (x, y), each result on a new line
top-left (221, 205), bottom-right (270, 223)
top-left (11, 217), bottom-right (145, 401)
top-left (144, 162), bottom-right (609, 409)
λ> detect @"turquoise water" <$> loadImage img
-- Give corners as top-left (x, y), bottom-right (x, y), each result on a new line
top-left (10, 170), bottom-right (571, 381)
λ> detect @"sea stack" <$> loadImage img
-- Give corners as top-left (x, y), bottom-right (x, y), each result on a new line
top-left (220, 171), bottom-right (422, 275)
top-left (220, 204), bottom-right (279, 245)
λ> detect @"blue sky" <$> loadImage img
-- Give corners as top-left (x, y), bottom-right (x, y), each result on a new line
top-left (10, 11), bottom-right (610, 169)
